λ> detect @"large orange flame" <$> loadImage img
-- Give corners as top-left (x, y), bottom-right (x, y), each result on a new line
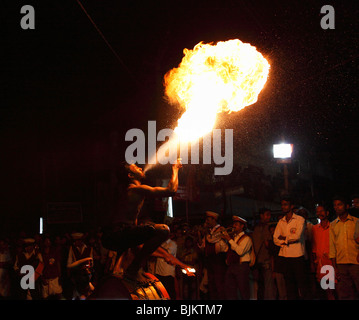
top-left (164, 39), bottom-right (270, 142)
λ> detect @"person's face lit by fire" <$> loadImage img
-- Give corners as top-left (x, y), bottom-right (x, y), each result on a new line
top-left (128, 164), bottom-right (146, 180)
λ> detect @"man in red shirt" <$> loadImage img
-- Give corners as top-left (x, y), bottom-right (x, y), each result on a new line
top-left (312, 204), bottom-right (336, 299)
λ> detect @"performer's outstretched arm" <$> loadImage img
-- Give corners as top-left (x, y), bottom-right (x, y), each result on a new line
top-left (128, 159), bottom-right (182, 197)
top-left (151, 246), bottom-right (196, 277)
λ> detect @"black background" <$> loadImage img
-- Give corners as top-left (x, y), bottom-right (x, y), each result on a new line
top-left (1, 0), bottom-right (358, 230)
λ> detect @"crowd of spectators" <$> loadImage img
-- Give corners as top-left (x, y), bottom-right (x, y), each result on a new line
top-left (0, 194), bottom-right (358, 300)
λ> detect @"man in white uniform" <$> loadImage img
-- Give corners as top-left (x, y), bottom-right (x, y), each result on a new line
top-left (222, 216), bottom-right (253, 300)
top-left (198, 211), bottom-right (228, 299)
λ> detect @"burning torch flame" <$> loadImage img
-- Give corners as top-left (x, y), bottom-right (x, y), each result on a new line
top-left (182, 267), bottom-right (196, 276)
top-left (164, 39), bottom-right (270, 142)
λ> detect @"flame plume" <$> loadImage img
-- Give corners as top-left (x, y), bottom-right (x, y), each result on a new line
top-left (164, 39), bottom-right (270, 142)
top-left (144, 39), bottom-right (270, 171)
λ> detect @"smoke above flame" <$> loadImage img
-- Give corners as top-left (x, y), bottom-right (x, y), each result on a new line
top-left (164, 39), bottom-right (270, 142)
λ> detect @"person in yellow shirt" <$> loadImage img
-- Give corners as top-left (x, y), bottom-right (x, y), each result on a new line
top-left (329, 195), bottom-right (359, 300)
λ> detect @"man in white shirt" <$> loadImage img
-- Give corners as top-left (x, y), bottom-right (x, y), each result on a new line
top-left (221, 216), bottom-right (253, 300)
top-left (154, 237), bottom-right (177, 299)
top-left (67, 233), bottom-right (94, 267)
top-left (273, 196), bottom-right (308, 299)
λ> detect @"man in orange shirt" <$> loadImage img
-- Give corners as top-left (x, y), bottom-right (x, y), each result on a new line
top-left (312, 204), bottom-right (336, 299)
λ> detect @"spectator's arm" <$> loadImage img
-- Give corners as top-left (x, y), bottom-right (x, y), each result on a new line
top-left (286, 218), bottom-right (305, 244)
top-left (273, 223), bottom-right (285, 247)
top-left (354, 220), bottom-right (359, 244)
top-left (329, 225), bottom-right (336, 259)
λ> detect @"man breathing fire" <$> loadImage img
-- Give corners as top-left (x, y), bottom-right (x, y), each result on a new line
top-left (102, 159), bottom-right (192, 280)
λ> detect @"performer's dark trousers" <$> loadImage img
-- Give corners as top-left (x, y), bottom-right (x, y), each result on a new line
top-left (102, 224), bottom-right (169, 275)
top-left (282, 256), bottom-right (308, 300)
top-left (156, 274), bottom-right (176, 299)
top-left (225, 262), bottom-right (250, 300)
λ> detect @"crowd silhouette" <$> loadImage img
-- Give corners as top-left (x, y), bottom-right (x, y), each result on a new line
top-left (0, 193), bottom-right (358, 300)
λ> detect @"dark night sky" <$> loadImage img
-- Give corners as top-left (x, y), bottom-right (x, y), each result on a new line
top-left (1, 0), bottom-right (358, 228)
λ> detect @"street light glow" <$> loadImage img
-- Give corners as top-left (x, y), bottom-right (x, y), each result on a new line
top-left (273, 143), bottom-right (293, 159)
top-left (39, 217), bottom-right (43, 234)
top-left (167, 196), bottom-right (173, 218)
